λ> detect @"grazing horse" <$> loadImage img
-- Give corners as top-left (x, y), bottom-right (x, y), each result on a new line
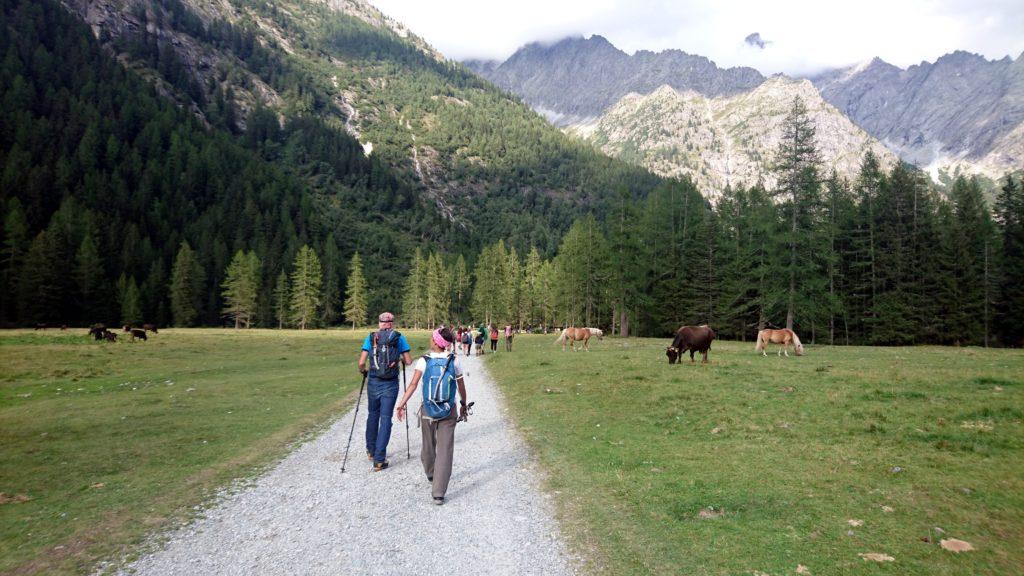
top-left (755, 328), bottom-right (804, 357)
top-left (554, 327), bottom-right (604, 351)
top-left (666, 325), bottom-right (716, 364)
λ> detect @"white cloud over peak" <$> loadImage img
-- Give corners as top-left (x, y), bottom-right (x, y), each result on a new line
top-left (369, 0), bottom-right (1024, 75)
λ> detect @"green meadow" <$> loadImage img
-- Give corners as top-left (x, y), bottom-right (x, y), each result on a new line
top-left (0, 329), bottom-right (427, 576)
top-left (487, 335), bottom-right (1024, 576)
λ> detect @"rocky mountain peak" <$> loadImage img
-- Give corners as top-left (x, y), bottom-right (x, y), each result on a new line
top-left (467, 35), bottom-right (765, 126)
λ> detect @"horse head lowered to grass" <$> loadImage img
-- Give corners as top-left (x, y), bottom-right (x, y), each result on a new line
top-left (755, 328), bottom-right (804, 357)
top-left (666, 325), bottom-right (716, 364)
top-left (554, 327), bottom-right (603, 351)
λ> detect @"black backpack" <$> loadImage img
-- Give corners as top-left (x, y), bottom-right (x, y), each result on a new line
top-left (369, 329), bottom-right (401, 380)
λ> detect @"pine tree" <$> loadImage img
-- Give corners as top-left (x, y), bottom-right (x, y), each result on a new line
top-left (772, 96), bottom-right (824, 331)
top-left (343, 252), bottom-right (369, 329)
top-left (995, 175), bottom-right (1024, 345)
top-left (121, 276), bottom-right (143, 326)
top-left (170, 242), bottom-right (205, 327)
top-left (17, 231), bottom-right (61, 323)
top-left (222, 250), bottom-right (261, 328)
top-left (75, 232), bottom-right (106, 323)
top-left (320, 234), bottom-right (342, 325)
top-left (289, 245), bottom-right (322, 330)
top-left (452, 254), bottom-right (468, 323)
top-left (521, 247), bottom-right (544, 328)
top-left (2, 200), bottom-right (29, 320)
top-left (950, 176), bottom-right (994, 344)
top-left (425, 252), bottom-right (450, 328)
top-left (402, 248), bottom-right (427, 328)
top-left (273, 270), bottom-right (289, 329)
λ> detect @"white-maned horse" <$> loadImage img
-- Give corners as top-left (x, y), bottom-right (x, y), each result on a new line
top-left (554, 327), bottom-right (604, 351)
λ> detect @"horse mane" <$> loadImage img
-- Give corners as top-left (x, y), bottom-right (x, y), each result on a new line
top-left (790, 330), bottom-right (803, 349)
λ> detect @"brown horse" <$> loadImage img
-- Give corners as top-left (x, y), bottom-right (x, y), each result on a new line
top-left (554, 327), bottom-right (604, 351)
top-left (755, 328), bottom-right (804, 357)
top-left (666, 325), bottom-right (716, 364)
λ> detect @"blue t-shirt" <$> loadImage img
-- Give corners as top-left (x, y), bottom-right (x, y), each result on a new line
top-left (361, 331), bottom-right (411, 354)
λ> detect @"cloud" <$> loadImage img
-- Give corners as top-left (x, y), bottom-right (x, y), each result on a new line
top-left (744, 33), bottom-right (770, 50)
top-left (368, 0), bottom-right (1024, 76)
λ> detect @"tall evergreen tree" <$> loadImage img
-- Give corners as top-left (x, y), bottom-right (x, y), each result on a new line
top-left (343, 252), bottom-right (369, 329)
top-left (75, 232), bottom-right (106, 323)
top-left (273, 270), bottom-right (290, 329)
top-left (772, 96), bottom-right (824, 331)
top-left (320, 234), bottom-right (342, 325)
top-left (221, 250), bottom-right (261, 328)
top-left (289, 245), bottom-right (322, 330)
top-left (950, 176), bottom-right (995, 344)
top-left (401, 248), bottom-right (427, 328)
top-left (995, 175), bottom-right (1024, 345)
top-left (121, 276), bottom-right (143, 326)
top-left (170, 242), bottom-right (205, 327)
top-left (2, 200), bottom-right (29, 321)
top-left (425, 252), bottom-right (450, 327)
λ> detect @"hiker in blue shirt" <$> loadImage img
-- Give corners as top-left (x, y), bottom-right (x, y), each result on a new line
top-left (357, 311), bottom-right (412, 471)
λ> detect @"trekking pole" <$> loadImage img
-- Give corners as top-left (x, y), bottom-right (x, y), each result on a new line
top-left (341, 372), bottom-right (368, 473)
top-left (402, 362), bottom-right (410, 460)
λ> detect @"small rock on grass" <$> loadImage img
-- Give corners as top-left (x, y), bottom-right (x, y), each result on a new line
top-left (847, 519), bottom-right (864, 527)
top-left (881, 505), bottom-right (894, 513)
top-left (940, 539), bottom-right (975, 552)
top-left (858, 553), bottom-right (895, 562)
top-left (796, 565), bottom-right (811, 575)
top-left (698, 507), bottom-right (724, 519)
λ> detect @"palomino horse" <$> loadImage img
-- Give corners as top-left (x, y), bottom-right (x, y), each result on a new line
top-left (554, 327), bottom-right (604, 351)
top-left (755, 328), bottom-right (804, 357)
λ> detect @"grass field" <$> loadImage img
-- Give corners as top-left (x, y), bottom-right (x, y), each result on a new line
top-left (486, 335), bottom-right (1024, 576)
top-left (0, 328), bottom-right (427, 576)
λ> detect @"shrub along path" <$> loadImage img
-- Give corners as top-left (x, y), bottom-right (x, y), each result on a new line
top-left (116, 350), bottom-right (575, 576)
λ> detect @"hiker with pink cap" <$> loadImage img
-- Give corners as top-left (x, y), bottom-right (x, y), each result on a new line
top-left (396, 326), bottom-right (468, 505)
top-left (357, 311), bottom-right (412, 471)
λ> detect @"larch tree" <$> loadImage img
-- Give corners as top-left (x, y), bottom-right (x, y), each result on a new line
top-left (343, 252), bottom-right (369, 329)
top-left (995, 175), bottom-right (1024, 345)
top-left (289, 245), bottom-right (322, 330)
top-left (221, 250), bottom-right (261, 328)
top-left (273, 270), bottom-right (289, 329)
top-left (170, 242), bottom-right (205, 327)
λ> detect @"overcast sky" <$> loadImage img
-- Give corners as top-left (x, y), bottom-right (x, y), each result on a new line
top-left (368, 0), bottom-right (1024, 75)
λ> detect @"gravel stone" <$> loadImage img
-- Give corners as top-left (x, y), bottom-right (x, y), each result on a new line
top-left (117, 354), bottom-right (575, 576)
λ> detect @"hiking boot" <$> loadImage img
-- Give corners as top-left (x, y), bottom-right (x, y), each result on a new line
top-left (433, 496), bottom-right (445, 505)
top-left (373, 461), bottom-right (389, 472)
top-left (366, 451), bottom-right (374, 461)
top-left (427, 475), bottom-right (433, 483)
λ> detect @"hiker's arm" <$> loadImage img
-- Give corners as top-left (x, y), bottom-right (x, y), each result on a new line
top-left (401, 351), bottom-right (413, 365)
top-left (457, 376), bottom-right (468, 418)
top-left (395, 371), bottom-right (422, 422)
top-left (357, 350), bottom-right (368, 374)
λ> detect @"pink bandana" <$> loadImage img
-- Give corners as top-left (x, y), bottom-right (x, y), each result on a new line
top-left (432, 329), bottom-right (450, 350)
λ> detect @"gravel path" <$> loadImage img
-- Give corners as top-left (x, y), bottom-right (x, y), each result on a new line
top-left (117, 352), bottom-right (576, 576)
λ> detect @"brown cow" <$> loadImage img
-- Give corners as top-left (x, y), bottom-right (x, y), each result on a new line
top-left (666, 325), bottom-right (716, 364)
top-left (142, 323), bottom-right (159, 333)
top-left (129, 329), bottom-right (147, 342)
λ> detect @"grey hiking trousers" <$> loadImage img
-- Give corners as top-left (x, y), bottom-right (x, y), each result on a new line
top-left (420, 410), bottom-right (458, 498)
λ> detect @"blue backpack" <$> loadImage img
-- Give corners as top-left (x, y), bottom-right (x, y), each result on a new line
top-left (369, 329), bottom-right (401, 380)
top-left (421, 354), bottom-right (457, 419)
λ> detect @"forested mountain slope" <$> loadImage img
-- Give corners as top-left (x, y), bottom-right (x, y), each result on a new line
top-left (63, 0), bottom-right (660, 247)
top-left (0, 0), bottom-right (661, 327)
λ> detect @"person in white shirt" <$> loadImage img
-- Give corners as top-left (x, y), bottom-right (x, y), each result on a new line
top-left (395, 327), bottom-right (468, 505)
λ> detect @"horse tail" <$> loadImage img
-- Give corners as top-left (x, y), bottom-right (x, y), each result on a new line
top-left (554, 329), bottom-right (567, 344)
top-left (754, 330), bottom-right (766, 352)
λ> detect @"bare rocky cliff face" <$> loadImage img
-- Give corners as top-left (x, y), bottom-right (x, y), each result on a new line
top-left (569, 78), bottom-right (897, 198)
top-left (465, 35), bottom-right (765, 126)
top-left (810, 51), bottom-right (1024, 179)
